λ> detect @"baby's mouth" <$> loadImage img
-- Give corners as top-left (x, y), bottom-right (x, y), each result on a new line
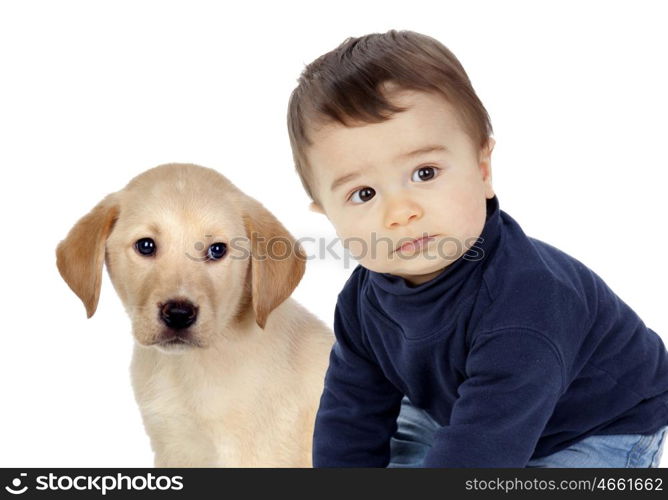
top-left (394, 235), bottom-right (437, 254)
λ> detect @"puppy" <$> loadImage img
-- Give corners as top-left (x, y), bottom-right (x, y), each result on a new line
top-left (56, 163), bottom-right (334, 467)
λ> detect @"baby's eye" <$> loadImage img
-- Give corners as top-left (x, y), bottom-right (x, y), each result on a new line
top-left (350, 187), bottom-right (376, 204)
top-left (411, 166), bottom-right (439, 182)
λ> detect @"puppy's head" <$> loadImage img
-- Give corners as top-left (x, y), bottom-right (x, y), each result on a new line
top-left (56, 163), bottom-right (306, 353)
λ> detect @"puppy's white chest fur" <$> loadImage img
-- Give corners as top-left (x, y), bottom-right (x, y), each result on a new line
top-left (129, 306), bottom-right (327, 467)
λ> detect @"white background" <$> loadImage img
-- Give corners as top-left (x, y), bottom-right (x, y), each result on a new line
top-left (1, 0), bottom-right (666, 468)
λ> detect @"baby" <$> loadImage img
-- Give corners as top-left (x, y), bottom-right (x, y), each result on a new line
top-left (287, 30), bottom-right (668, 467)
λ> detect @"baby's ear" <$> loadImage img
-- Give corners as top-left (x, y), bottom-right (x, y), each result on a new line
top-left (479, 138), bottom-right (495, 198)
top-left (309, 202), bottom-right (326, 215)
top-left (486, 137), bottom-right (496, 156)
top-left (478, 137), bottom-right (495, 161)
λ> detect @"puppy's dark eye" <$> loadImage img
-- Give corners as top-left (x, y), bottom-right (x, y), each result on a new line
top-left (135, 238), bottom-right (156, 256)
top-left (207, 242), bottom-right (227, 260)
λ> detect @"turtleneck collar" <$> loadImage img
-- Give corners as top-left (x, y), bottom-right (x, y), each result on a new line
top-left (364, 195), bottom-right (503, 339)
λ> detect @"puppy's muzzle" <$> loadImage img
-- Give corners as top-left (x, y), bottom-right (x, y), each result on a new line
top-left (160, 300), bottom-right (198, 330)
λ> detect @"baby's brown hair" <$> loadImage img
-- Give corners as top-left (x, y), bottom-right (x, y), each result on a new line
top-left (287, 29), bottom-right (493, 205)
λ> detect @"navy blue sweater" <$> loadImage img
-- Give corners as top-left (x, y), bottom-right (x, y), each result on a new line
top-left (313, 195), bottom-right (668, 467)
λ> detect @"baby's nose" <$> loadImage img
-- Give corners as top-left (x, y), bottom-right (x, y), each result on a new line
top-left (384, 197), bottom-right (423, 228)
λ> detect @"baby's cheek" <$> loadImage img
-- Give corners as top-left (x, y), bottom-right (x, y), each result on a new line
top-left (342, 235), bottom-right (367, 259)
top-left (447, 194), bottom-right (486, 239)
top-left (435, 237), bottom-right (465, 262)
top-left (464, 201), bottom-right (488, 242)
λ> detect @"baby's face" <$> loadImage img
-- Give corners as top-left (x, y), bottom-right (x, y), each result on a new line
top-left (307, 89), bottom-right (495, 285)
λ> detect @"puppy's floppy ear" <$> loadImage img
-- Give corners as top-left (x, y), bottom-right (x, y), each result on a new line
top-left (56, 194), bottom-right (120, 318)
top-left (242, 198), bottom-right (306, 329)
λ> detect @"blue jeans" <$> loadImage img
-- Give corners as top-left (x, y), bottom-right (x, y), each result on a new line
top-left (389, 396), bottom-right (668, 468)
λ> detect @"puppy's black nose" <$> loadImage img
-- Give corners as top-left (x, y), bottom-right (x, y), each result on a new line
top-left (160, 300), bottom-right (198, 330)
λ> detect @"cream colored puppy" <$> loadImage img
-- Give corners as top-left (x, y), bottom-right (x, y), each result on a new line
top-left (56, 163), bottom-right (334, 467)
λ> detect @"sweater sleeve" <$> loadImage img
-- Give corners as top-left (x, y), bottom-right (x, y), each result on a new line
top-left (422, 327), bottom-right (565, 467)
top-left (312, 302), bottom-right (404, 467)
